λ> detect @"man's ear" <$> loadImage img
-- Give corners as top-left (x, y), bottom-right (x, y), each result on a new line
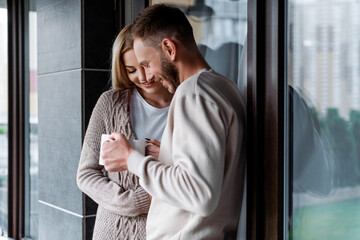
top-left (161, 38), bottom-right (176, 61)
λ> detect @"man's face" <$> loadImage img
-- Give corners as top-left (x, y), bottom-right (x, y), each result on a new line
top-left (133, 38), bottom-right (179, 93)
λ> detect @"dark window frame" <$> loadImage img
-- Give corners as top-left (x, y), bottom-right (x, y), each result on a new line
top-left (7, 0), bottom-right (35, 239)
top-left (247, 0), bottom-right (287, 239)
top-left (7, 0), bottom-right (26, 239)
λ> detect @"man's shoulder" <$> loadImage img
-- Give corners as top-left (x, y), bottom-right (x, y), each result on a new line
top-left (175, 69), bottom-right (244, 108)
top-left (178, 69), bottom-right (230, 92)
top-left (197, 70), bottom-right (243, 102)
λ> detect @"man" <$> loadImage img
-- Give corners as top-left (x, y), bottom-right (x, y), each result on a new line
top-left (102, 4), bottom-right (246, 240)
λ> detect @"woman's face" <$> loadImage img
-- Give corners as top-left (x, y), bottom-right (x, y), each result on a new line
top-left (123, 49), bottom-right (164, 94)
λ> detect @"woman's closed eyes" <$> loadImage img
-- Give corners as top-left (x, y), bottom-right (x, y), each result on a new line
top-left (125, 67), bottom-right (136, 74)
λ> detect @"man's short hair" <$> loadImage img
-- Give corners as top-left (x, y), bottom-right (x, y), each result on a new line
top-left (132, 4), bottom-right (195, 50)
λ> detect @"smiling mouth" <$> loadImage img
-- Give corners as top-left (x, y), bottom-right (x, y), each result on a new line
top-left (141, 80), bottom-right (155, 87)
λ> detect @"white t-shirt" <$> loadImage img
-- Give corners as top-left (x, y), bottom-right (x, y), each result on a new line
top-left (129, 89), bottom-right (169, 141)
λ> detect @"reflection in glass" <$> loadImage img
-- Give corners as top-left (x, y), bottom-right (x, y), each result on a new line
top-left (0, 3), bottom-right (8, 237)
top-left (151, 1), bottom-right (247, 239)
top-left (151, 0), bottom-right (247, 97)
top-left (288, 0), bottom-right (360, 239)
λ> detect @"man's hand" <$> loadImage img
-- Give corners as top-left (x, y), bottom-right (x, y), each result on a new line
top-left (102, 132), bottom-right (134, 172)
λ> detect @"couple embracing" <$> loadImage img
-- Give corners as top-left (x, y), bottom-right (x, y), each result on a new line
top-left (77, 4), bottom-right (246, 240)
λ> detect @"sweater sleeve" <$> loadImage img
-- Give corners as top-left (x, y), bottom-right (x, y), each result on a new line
top-left (128, 93), bottom-right (227, 216)
top-left (76, 91), bottom-right (150, 217)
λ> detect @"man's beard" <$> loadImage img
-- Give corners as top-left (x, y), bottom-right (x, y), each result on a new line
top-left (160, 53), bottom-right (180, 91)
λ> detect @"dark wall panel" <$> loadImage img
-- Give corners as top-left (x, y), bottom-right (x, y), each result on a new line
top-left (84, 1), bottom-right (116, 69)
top-left (83, 70), bottom-right (111, 131)
top-left (85, 216), bottom-right (96, 240)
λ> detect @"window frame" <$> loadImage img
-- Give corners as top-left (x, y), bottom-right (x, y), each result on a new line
top-left (247, 0), bottom-right (287, 239)
top-left (7, 0), bottom-right (26, 238)
top-left (7, 0), bottom-right (37, 239)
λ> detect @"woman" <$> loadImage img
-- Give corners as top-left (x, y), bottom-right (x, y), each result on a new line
top-left (76, 24), bottom-right (172, 239)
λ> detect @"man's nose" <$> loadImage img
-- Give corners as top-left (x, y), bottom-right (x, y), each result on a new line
top-left (145, 69), bottom-right (154, 82)
top-left (138, 68), bottom-right (146, 82)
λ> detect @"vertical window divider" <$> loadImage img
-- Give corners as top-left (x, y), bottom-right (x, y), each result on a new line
top-left (7, 0), bottom-right (25, 238)
top-left (248, 0), bottom-right (286, 239)
top-left (247, 0), bottom-right (265, 238)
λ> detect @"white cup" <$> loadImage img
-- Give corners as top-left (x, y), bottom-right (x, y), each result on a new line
top-left (128, 139), bottom-right (146, 155)
top-left (99, 134), bottom-right (146, 165)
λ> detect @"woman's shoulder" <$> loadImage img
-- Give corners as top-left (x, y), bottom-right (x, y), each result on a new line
top-left (98, 88), bottom-right (134, 105)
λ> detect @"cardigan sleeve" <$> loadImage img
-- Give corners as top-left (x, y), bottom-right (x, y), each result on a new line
top-left (128, 93), bottom-right (227, 217)
top-left (76, 91), bottom-right (150, 217)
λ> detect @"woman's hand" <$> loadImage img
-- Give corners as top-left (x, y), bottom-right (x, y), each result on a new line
top-left (145, 138), bottom-right (161, 159)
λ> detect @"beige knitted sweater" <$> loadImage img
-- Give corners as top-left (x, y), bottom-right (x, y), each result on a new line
top-left (77, 88), bottom-right (150, 240)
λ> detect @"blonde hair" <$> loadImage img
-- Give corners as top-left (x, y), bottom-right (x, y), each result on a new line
top-left (111, 24), bottom-right (135, 89)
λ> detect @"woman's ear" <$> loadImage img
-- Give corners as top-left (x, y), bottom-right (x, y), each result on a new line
top-left (161, 38), bottom-right (176, 61)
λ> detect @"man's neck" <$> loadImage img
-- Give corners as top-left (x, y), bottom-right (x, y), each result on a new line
top-left (178, 52), bottom-right (211, 83)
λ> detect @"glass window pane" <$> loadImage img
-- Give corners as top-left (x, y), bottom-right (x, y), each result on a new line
top-left (29, 3), bottom-right (38, 239)
top-left (288, 0), bottom-right (360, 239)
top-left (0, 1), bottom-right (8, 237)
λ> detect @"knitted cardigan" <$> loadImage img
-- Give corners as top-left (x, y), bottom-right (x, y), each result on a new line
top-left (77, 88), bottom-right (150, 240)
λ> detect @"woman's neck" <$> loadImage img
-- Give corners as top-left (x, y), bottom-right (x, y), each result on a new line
top-left (137, 87), bottom-right (173, 109)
